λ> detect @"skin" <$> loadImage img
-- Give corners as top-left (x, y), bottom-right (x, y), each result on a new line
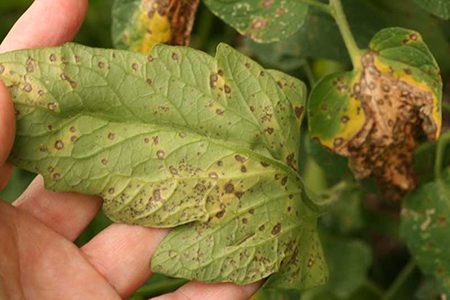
top-left (0, 0), bottom-right (260, 299)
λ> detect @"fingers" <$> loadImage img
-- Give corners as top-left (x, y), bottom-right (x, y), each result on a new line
top-left (151, 281), bottom-right (261, 300)
top-left (81, 224), bottom-right (168, 298)
top-left (13, 176), bottom-right (102, 241)
top-left (0, 0), bottom-right (88, 52)
top-left (0, 81), bottom-right (15, 190)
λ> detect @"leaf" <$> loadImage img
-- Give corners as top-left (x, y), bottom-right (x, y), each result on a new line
top-left (0, 43), bottom-right (327, 288)
top-left (244, 0), bottom-right (382, 68)
top-left (400, 170), bottom-right (450, 294)
top-left (111, 0), bottom-right (200, 53)
top-left (245, 0), bottom-right (450, 74)
top-left (202, 0), bottom-right (309, 43)
top-left (413, 0), bottom-right (450, 20)
top-left (299, 236), bottom-right (373, 300)
top-left (308, 27), bottom-right (442, 196)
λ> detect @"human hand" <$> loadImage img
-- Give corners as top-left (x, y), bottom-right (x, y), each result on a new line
top-left (0, 1), bottom-right (260, 299)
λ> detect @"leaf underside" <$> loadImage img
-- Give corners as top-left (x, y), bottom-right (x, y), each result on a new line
top-left (308, 27), bottom-right (442, 198)
top-left (0, 43), bottom-right (326, 288)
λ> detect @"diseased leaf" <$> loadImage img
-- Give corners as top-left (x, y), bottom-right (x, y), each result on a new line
top-left (0, 43), bottom-right (326, 288)
top-left (203, 0), bottom-right (309, 43)
top-left (244, 0), bottom-right (382, 68)
top-left (245, 0), bottom-right (450, 74)
top-left (308, 27), bottom-right (442, 197)
top-left (413, 0), bottom-right (450, 20)
top-left (112, 0), bottom-right (200, 53)
top-left (400, 170), bottom-right (450, 294)
top-left (300, 237), bottom-right (373, 299)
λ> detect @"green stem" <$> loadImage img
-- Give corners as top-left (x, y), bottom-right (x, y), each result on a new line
top-left (362, 280), bottom-right (384, 298)
top-left (302, 59), bottom-right (317, 87)
top-left (434, 130), bottom-right (450, 179)
top-left (383, 260), bottom-right (415, 300)
top-left (329, 0), bottom-right (363, 67)
top-left (298, 0), bottom-right (332, 15)
top-left (133, 278), bottom-right (187, 298)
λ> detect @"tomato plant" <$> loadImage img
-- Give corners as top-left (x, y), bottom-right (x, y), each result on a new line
top-left (1, 0), bottom-right (450, 299)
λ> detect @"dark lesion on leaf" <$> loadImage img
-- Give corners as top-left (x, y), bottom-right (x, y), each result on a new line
top-left (334, 52), bottom-right (440, 199)
top-left (145, 0), bottom-right (200, 46)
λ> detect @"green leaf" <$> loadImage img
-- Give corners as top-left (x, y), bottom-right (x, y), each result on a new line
top-left (202, 0), bottom-right (309, 43)
top-left (111, 0), bottom-right (199, 53)
top-left (244, 0), bottom-right (381, 67)
top-left (245, 0), bottom-right (450, 74)
top-left (413, 0), bottom-right (450, 20)
top-left (0, 43), bottom-right (326, 288)
top-left (308, 27), bottom-right (442, 194)
top-left (400, 171), bottom-right (450, 295)
top-left (299, 236), bottom-right (373, 300)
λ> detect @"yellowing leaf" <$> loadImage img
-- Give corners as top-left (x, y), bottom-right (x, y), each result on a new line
top-left (308, 28), bottom-right (442, 197)
top-left (112, 0), bottom-right (200, 53)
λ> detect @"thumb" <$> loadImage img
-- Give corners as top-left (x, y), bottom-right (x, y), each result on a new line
top-left (0, 81), bottom-right (15, 190)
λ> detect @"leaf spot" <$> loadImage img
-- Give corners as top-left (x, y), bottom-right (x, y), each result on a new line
top-left (156, 150), bottom-right (165, 160)
top-left (224, 182), bottom-right (234, 193)
top-left (271, 223), bottom-right (281, 235)
top-left (54, 140), bottom-right (64, 150)
top-left (107, 133), bottom-right (115, 140)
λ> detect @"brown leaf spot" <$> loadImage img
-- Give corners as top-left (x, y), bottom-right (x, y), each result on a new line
top-left (107, 133), bottom-right (115, 140)
top-left (0, 64), bottom-right (4, 74)
top-left (265, 127), bottom-right (274, 134)
top-left (54, 140), bottom-right (64, 150)
top-left (171, 52), bottom-right (179, 61)
top-left (131, 63), bottom-right (139, 71)
top-left (49, 54), bottom-right (56, 62)
top-left (22, 83), bottom-right (32, 93)
top-left (169, 166), bottom-right (178, 175)
top-left (208, 172), bottom-right (219, 179)
top-left (341, 116), bottom-right (350, 123)
top-left (224, 182), bottom-right (234, 193)
top-left (53, 173), bottom-right (61, 180)
top-left (216, 210), bottom-right (225, 218)
top-left (294, 106), bottom-right (304, 119)
top-left (101, 158), bottom-right (108, 165)
top-left (224, 84), bottom-right (231, 94)
top-left (156, 150), bottom-right (165, 160)
top-left (240, 166), bottom-right (247, 173)
top-left (47, 103), bottom-right (57, 111)
top-left (234, 154), bottom-right (247, 163)
top-left (271, 223), bottom-right (281, 235)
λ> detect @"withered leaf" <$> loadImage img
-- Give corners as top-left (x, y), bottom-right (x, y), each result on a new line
top-left (308, 27), bottom-right (442, 197)
top-left (112, 0), bottom-right (200, 53)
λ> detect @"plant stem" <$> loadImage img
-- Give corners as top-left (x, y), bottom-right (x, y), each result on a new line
top-left (362, 280), bottom-right (384, 298)
top-left (133, 278), bottom-right (187, 298)
top-left (298, 0), bottom-right (332, 15)
top-left (383, 260), bottom-right (416, 300)
top-left (302, 59), bottom-right (316, 87)
top-left (434, 130), bottom-right (450, 179)
top-left (329, 0), bottom-right (362, 68)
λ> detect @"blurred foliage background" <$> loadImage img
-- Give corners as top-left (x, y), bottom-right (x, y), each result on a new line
top-left (1, 0), bottom-right (450, 299)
